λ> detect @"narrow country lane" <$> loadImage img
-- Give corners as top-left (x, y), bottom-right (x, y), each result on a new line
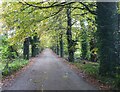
top-left (3, 49), bottom-right (98, 90)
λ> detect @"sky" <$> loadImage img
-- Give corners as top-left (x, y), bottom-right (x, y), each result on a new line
top-left (0, 0), bottom-right (1, 4)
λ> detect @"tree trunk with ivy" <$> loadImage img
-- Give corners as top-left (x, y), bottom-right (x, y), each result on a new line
top-left (118, 14), bottom-right (120, 74)
top-left (31, 34), bottom-right (40, 57)
top-left (90, 38), bottom-right (97, 62)
top-left (56, 38), bottom-right (59, 55)
top-left (66, 4), bottom-right (74, 62)
top-left (23, 37), bottom-right (29, 60)
top-left (81, 30), bottom-right (88, 60)
top-left (59, 33), bottom-right (64, 57)
top-left (97, 2), bottom-right (118, 76)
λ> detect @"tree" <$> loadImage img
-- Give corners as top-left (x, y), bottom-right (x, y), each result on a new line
top-left (80, 20), bottom-right (89, 60)
top-left (30, 33), bottom-right (40, 57)
top-left (56, 36), bottom-right (60, 55)
top-left (96, 2), bottom-right (119, 76)
top-left (23, 37), bottom-right (30, 59)
top-left (59, 32), bottom-right (64, 57)
top-left (66, 4), bottom-right (74, 62)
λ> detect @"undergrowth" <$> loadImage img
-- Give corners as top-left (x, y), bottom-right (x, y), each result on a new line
top-left (72, 61), bottom-right (120, 90)
top-left (2, 59), bottom-right (28, 76)
top-left (73, 61), bottom-right (99, 78)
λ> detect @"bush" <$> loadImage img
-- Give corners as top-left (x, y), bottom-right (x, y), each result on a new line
top-left (2, 59), bottom-right (28, 76)
top-left (0, 62), bottom-right (5, 71)
top-left (2, 68), bottom-right (11, 76)
top-left (113, 74), bottom-right (120, 89)
top-left (73, 61), bottom-right (120, 89)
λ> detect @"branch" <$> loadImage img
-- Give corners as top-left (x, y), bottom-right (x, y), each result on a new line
top-left (14, 7), bottom-right (37, 23)
top-left (3, 4), bottom-right (30, 17)
top-left (72, 12), bottom-right (88, 16)
top-left (20, 2), bottom-right (75, 9)
top-left (79, 2), bottom-right (97, 15)
top-left (23, 7), bottom-right (64, 30)
top-left (20, 2), bottom-right (96, 15)
top-left (37, 7), bottom-right (63, 22)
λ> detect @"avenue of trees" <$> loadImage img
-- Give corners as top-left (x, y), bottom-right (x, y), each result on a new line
top-left (0, 1), bottom-right (120, 87)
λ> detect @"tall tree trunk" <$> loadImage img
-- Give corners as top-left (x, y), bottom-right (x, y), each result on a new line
top-left (31, 34), bottom-right (40, 57)
top-left (60, 33), bottom-right (64, 57)
top-left (97, 2), bottom-right (118, 76)
top-left (81, 30), bottom-right (88, 60)
top-left (118, 14), bottom-right (120, 61)
top-left (118, 14), bottom-right (120, 74)
top-left (66, 4), bottom-right (74, 62)
top-left (80, 20), bottom-right (89, 60)
top-left (23, 37), bottom-right (29, 60)
top-left (90, 38), bottom-right (97, 62)
top-left (56, 38), bottom-right (59, 55)
top-left (58, 13), bottom-right (64, 58)
top-left (8, 46), bottom-right (18, 59)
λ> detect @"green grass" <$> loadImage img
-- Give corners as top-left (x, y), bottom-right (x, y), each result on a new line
top-left (2, 59), bottom-right (28, 76)
top-left (73, 61), bottom-right (99, 78)
top-left (72, 61), bottom-right (120, 89)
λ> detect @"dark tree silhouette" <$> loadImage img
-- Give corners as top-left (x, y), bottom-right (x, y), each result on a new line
top-left (97, 2), bottom-right (119, 76)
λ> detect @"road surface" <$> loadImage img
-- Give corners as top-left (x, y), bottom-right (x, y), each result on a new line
top-left (3, 49), bottom-right (97, 90)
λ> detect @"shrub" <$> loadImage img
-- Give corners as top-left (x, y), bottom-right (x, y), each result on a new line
top-left (2, 59), bottom-right (28, 76)
top-left (73, 61), bottom-right (120, 89)
top-left (2, 68), bottom-right (11, 76)
top-left (113, 74), bottom-right (120, 89)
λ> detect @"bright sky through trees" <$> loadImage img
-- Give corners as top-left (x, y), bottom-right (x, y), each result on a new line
top-left (0, 0), bottom-right (2, 4)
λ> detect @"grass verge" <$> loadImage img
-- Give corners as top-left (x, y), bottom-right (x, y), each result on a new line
top-left (73, 61), bottom-right (99, 78)
top-left (2, 59), bottom-right (28, 76)
top-left (71, 60), bottom-right (120, 90)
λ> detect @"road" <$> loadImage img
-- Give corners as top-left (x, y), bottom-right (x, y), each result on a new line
top-left (3, 49), bottom-right (97, 90)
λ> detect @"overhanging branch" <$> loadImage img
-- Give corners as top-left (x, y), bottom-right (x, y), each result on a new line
top-left (21, 2), bottom-right (75, 9)
top-left (79, 2), bottom-right (97, 15)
